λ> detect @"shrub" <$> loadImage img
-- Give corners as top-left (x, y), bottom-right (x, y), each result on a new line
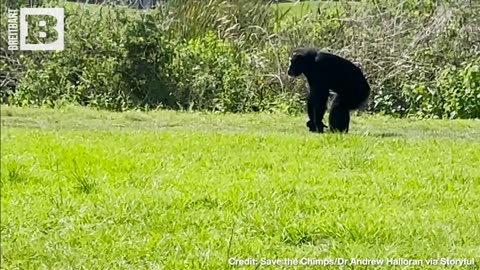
top-left (12, 5), bottom-right (131, 109)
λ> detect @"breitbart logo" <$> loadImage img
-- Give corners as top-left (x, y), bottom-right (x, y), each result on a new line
top-left (7, 8), bottom-right (64, 51)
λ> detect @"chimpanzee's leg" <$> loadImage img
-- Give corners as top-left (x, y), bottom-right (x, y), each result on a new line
top-left (306, 91), bottom-right (329, 133)
top-left (329, 94), bottom-right (350, 133)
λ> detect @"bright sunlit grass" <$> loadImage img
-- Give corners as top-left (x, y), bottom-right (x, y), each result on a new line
top-left (1, 106), bottom-right (479, 269)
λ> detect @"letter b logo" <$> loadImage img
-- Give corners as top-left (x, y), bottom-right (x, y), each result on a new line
top-left (20, 8), bottom-right (64, 51)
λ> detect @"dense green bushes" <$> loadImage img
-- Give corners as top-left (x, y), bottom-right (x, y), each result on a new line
top-left (1, 0), bottom-right (479, 118)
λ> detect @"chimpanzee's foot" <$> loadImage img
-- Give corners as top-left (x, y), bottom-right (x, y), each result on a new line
top-left (306, 120), bottom-right (327, 133)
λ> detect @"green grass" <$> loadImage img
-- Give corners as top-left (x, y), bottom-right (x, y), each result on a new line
top-left (274, 1), bottom-right (323, 17)
top-left (273, 1), bottom-right (352, 19)
top-left (64, 0), bottom-right (334, 20)
top-left (1, 106), bottom-right (480, 269)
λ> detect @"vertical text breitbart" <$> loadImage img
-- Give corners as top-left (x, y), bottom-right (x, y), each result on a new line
top-left (7, 9), bottom-right (19, 50)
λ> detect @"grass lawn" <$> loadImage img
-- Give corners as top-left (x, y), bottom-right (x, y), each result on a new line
top-left (274, 1), bottom-right (323, 17)
top-left (1, 106), bottom-right (480, 269)
top-left (273, 1), bottom-right (359, 19)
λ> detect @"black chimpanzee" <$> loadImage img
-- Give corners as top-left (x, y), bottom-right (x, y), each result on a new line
top-left (287, 48), bottom-right (370, 133)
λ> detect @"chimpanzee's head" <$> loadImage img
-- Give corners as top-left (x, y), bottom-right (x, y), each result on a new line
top-left (287, 48), bottom-right (317, 77)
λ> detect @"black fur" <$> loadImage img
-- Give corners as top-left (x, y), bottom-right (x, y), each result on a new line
top-left (287, 48), bottom-right (370, 133)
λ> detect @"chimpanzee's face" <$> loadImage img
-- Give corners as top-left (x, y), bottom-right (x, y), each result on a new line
top-left (287, 50), bottom-right (305, 77)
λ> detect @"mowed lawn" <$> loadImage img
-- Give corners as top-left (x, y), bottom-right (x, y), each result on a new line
top-left (1, 106), bottom-right (480, 269)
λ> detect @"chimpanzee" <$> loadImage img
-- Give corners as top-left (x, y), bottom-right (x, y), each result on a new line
top-left (287, 48), bottom-right (370, 133)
